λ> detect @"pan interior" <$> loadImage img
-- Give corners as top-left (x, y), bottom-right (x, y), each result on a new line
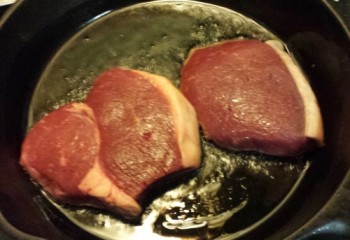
top-left (28, 1), bottom-right (311, 239)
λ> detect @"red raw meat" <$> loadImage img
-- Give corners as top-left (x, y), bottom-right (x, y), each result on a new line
top-left (180, 39), bottom-right (323, 156)
top-left (21, 68), bottom-right (201, 217)
top-left (86, 67), bottom-right (201, 199)
top-left (20, 103), bottom-right (141, 217)
top-left (21, 103), bottom-right (97, 199)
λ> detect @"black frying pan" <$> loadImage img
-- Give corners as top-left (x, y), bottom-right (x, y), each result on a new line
top-left (1, 0), bottom-right (350, 240)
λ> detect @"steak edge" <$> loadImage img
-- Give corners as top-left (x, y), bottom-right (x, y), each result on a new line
top-left (20, 103), bottom-right (141, 217)
top-left (180, 39), bottom-right (323, 156)
top-left (21, 68), bottom-right (201, 218)
top-left (86, 67), bottom-right (201, 199)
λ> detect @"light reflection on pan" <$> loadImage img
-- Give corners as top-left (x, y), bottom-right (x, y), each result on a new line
top-left (28, 1), bottom-right (315, 239)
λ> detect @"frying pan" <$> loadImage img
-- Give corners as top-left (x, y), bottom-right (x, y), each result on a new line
top-left (0, 0), bottom-right (350, 239)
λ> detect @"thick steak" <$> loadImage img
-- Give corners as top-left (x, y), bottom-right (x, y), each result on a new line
top-left (86, 67), bottom-right (201, 199)
top-left (180, 39), bottom-right (323, 156)
top-left (21, 68), bottom-right (202, 217)
top-left (20, 103), bottom-right (141, 217)
top-left (21, 103), bottom-right (98, 199)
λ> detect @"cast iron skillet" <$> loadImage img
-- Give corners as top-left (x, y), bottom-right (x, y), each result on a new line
top-left (0, 0), bottom-right (350, 239)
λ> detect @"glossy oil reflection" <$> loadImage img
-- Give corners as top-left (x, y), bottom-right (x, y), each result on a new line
top-left (29, 1), bottom-right (310, 239)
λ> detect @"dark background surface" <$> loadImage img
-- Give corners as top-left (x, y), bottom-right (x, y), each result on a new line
top-left (0, 1), bottom-right (350, 240)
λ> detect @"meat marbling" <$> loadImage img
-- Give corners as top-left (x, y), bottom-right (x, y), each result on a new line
top-left (21, 68), bottom-right (201, 217)
top-left (180, 39), bottom-right (323, 156)
top-left (20, 103), bottom-right (141, 217)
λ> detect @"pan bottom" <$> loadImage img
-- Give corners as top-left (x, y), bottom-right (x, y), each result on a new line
top-left (27, 1), bottom-right (313, 239)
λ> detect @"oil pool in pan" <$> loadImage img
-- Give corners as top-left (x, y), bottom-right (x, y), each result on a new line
top-left (28, 1), bottom-right (312, 239)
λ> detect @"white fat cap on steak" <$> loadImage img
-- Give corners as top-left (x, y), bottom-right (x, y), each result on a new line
top-left (266, 40), bottom-right (324, 144)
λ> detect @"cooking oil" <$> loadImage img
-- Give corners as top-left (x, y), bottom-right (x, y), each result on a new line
top-left (29, 1), bottom-right (309, 239)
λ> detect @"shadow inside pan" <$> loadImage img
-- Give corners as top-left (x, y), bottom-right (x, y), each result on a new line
top-left (24, 1), bottom-right (323, 240)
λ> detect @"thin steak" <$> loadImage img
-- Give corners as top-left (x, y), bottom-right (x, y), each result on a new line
top-left (180, 39), bottom-right (323, 156)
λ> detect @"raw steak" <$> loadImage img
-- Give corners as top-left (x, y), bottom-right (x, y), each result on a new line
top-left (21, 103), bottom-right (141, 217)
top-left (180, 39), bottom-right (323, 156)
top-left (86, 67), bottom-right (201, 199)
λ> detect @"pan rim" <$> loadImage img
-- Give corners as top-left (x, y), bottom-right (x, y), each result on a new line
top-left (1, 0), bottom-right (350, 239)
